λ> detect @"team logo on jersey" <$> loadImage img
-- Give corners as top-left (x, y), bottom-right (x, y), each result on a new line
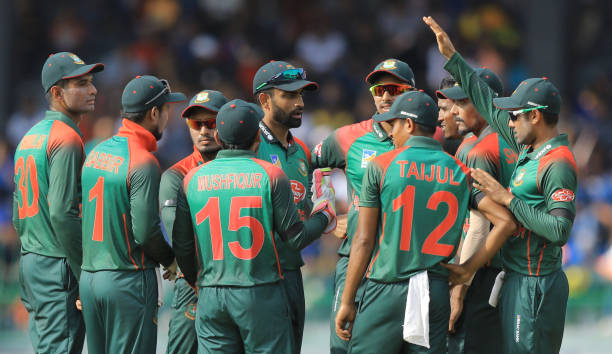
top-left (69, 53), bottom-right (84, 64)
top-left (381, 60), bottom-right (397, 70)
top-left (270, 154), bottom-right (281, 167)
top-left (552, 189), bottom-right (575, 202)
top-left (194, 91), bottom-right (210, 103)
top-left (361, 149), bottom-right (377, 168)
top-left (298, 158), bottom-right (308, 176)
top-left (290, 180), bottom-right (306, 203)
top-left (513, 168), bottom-right (526, 187)
top-left (184, 303), bottom-right (197, 321)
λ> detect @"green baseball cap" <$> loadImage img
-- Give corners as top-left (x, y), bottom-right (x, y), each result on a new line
top-left (41, 52), bottom-right (104, 92)
top-left (365, 58), bottom-right (415, 87)
top-left (216, 99), bottom-right (261, 145)
top-left (374, 90), bottom-right (438, 128)
top-left (252, 61), bottom-right (318, 94)
top-left (436, 68), bottom-right (503, 100)
top-left (493, 77), bottom-right (562, 115)
top-left (246, 102), bottom-right (264, 120)
top-left (181, 90), bottom-right (228, 118)
top-left (121, 75), bottom-right (186, 113)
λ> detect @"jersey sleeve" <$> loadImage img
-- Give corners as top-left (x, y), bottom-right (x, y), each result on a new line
top-left (129, 159), bottom-right (174, 267)
top-left (159, 169), bottom-right (183, 243)
top-left (444, 53), bottom-right (520, 153)
top-left (172, 184), bottom-right (197, 286)
top-left (508, 160), bottom-right (577, 246)
top-left (268, 165), bottom-right (327, 250)
top-left (311, 130), bottom-right (346, 170)
top-left (467, 147), bottom-right (499, 208)
top-left (47, 135), bottom-right (84, 279)
top-left (358, 160), bottom-right (383, 208)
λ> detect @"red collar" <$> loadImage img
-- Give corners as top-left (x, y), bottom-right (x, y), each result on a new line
top-left (192, 145), bottom-right (205, 163)
top-left (117, 118), bottom-right (157, 153)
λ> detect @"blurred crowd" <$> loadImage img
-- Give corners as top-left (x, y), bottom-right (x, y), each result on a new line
top-left (2, 0), bottom-right (612, 331)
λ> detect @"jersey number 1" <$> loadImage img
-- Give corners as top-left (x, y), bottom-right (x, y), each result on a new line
top-left (196, 196), bottom-right (265, 261)
top-left (393, 186), bottom-right (458, 257)
top-left (89, 176), bottom-right (104, 242)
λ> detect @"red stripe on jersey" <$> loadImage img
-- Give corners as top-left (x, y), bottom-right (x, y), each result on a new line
top-left (251, 158), bottom-right (286, 182)
top-left (123, 213), bottom-right (139, 269)
top-left (182, 161), bottom-right (212, 193)
top-left (526, 231), bottom-right (532, 276)
top-left (367, 212), bottom-right (386, 278)
top-left (47, 119), bottom-right (84, 160)
top-left (467, 132), bottom-right (501, 172)
top-left (374, 146), bottom-right (409, 190)
top-left (336, 119), bottom-right (373, 173)
top-left (536, 146), bottom-right (577, 192)
top-left (536, 243), bottom-right (546, 276)
top-left (269, 230), bottom-right (283, 279)
top-left (455, 135), bottom-right (477, 158)
top-left (293, 137), bottom-right (312, 166)
top-left (169, 145), bottom-right (206, 178)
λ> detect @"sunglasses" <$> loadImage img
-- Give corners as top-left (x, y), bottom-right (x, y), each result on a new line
top-left (144, 79), bottom-right (170, 106)
top-left (369, 83), bottom-right (414, 97)
top-left (256, 68), bottom-right (307, 91)
top-left (509, 105), bottom-right (548, 121)
top-left (186, 118), bottom-right (216, 130)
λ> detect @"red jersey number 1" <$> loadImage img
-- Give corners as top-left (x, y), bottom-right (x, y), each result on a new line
top-left (393, 186), bottom-right (458, 257)
top-left (89, 176), bottom-right (104, 242)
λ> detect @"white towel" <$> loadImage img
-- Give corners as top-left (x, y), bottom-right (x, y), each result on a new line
top-left (403, 271), bottom-right (430, 348)
top-left (155, 267), bottom-right (164, 307)
top-left (488, 271), bottom-right (505, 308)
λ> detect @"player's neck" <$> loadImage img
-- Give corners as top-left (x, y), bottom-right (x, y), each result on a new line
top-left (49, 103), bottom-right (83, 125)
top-left (532, 126), bottom-right (559, 150)
top-left (263, 117), bottom-right (290, 148)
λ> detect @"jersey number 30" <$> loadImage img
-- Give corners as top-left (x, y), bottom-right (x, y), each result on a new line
top-left (196, 196), bottom-right (264, 261)
top-left (393, 185), bottom-right (458, 257)
top-left (14, 155), bottom-right (40, 219)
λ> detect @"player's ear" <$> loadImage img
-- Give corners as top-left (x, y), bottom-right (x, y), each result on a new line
top-left (405, 118), bottom-right (416, 135)
top-left (213, 130), bottom-right (222, 146)
top-left (258, 92), bottom-right (271, 113)
top-left (531, 109), bottom-right (542, 125)
top-left (149, 106), bottom-right (159, 124)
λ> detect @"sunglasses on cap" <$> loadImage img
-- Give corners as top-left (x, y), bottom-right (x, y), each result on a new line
top-left (256, 68), bottom-right (307, 91)
top-left (369, 83), bottom-right (414, 97)
top-left (509, 105), bottom-right (548, 121)
top-left (144, 79), bottom-right (171, 105)
top-left (186, 118), bottom-right (216, 130)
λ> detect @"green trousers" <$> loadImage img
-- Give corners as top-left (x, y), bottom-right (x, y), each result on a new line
top-left (195, 282), bottom-right (294, 354)
top-left (79, 269), bottom-right (158, 354)
top-left (499, 269), bottom-right (568, 354)
top-left (19, 253), bottom-right (85, 354)
top-left (330, 256), bottom-right (367, 354)
top-left (281, 269), bottom-right (304, 353)
top-left (167, 277), bottom-right (198, 354)
top-left (447, 266), bottom-right (502, 354)
top-left (349, 274), bottom-right (449, 354)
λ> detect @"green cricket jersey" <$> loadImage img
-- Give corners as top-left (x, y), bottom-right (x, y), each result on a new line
top-left (445, 53), bottom-right (577, 276)
top-left (359, 136), bottom-right (471, 282)
top-left (13, 110), bottom-right (84, 278)
top-left (172, 150), bottom-right (328, 287)
top-left (455, 133), bottom-right (477, 164)
top-left (311, 118), bottom-right (394, 256)
top-left (256, 121), bottom-right (313, 270)
top-left (81, 119), bottom-right (174, 271)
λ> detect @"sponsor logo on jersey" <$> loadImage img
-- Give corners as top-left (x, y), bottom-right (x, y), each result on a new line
top-left (69, 53), bottom-right (84, 64)
top-left (513, 168), bottom-right (526, 187)
top-left (515, 314), bottom-right (521, 343)
top-left (381, 60), bottom-right (397, 70)
top-left (259, 122), bottom-right (275, 142)
top-left (270, 154), bottom-right (281, 167)
top-left (361, 149), bottom-right (377, 168)
top-left (290, 180), bottom-right (305, 203)
top-left (194, 91), bottom-right (210, 103)
top-left (535, 144), bottom-right (552, 159)
top-left (552, 188), bottom-right (575, 202)
top-left (298, 158), bottom-right (308, 176)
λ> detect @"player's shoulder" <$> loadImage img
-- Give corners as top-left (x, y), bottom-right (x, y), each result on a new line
top-left (538, 145), bottom-right (577, 173)
top-left (48, 119), bottom-right (83, 148)
top-left (335, 119), bottom-right (373, 144)
top-left (372, 145), bottom-right (409, 170)
top-left (249, 157), bottom-right (288, 180)
top-left (167, 153), bottom-right (201, 177)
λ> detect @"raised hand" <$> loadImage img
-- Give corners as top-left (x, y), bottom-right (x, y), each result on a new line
top-left (423, 16), bottom-right (457, 59)
top-left (471, 168), bottom-right (515, 207)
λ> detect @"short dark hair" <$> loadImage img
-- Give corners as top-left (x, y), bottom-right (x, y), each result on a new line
top-left (415, 122), bottom-right (436, 136)
top-left (121, 104), bottom-right (164, 124)
top-left (439, 76), bottom-right (456, 90)
top-left (220, 140), bottom-right (255, 150)
top-left (256, 88), bottom-right (274, 104)
top-left (541, 111), bottom-right (559, 126)
top-left (45, 79), bottom-right (68, 103)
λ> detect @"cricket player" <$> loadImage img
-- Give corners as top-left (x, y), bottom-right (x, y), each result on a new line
top-left (160, 89), bottom-right (228, 354)
top-left (171, 99), bottom-right (337, 353)
top-left (311, 58), bottom-right (415, 354)
top-left (437, 76), bottom-right (465, 156)
top-left (425, 16), bottom-right (577, 353)
top-left (252, 60), bottom-right (332, 352)
top-left (438, 68), bottom-right (518, 353)
top-left (14, 52), bottom-right (103, 353)
top-left (79, 75), bottom-right (184, 354)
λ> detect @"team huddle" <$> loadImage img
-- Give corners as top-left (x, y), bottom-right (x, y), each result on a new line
top-left (13, 16), bottom-right (576, 354)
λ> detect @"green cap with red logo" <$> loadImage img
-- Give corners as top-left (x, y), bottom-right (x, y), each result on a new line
top-left (121, 75), bottom-right (186, 113)
top-left (216, 99), bottom-right (262, 144)
top-left (374, 90), bottom-right (438, 128)
top-left (253, 60), bottom-right (318, 94)
top-left (366, 58), bottom-right (415, 87)
top-left (493, 77), bottom-right (562, 115)
top-left (41, 52), bottom-right (104, 92)
top-left (436, 67), bottom-right (503, 100)
top-left (181, 90), bottom-right (228, 118)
